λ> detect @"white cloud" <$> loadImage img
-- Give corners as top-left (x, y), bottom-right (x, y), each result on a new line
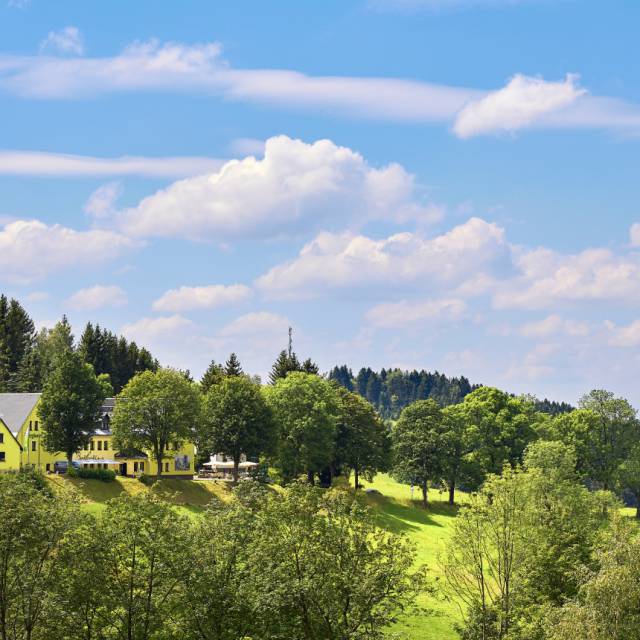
top-left (67, 285), bottom-right (128, 311)
top-left (365, 297), bottom-right (467, 328)
top-left (119, 135), bottom-right (440, 241)
top-left (606, 319), bottom-right (640, 347)
top-left (40, 26), bottom-right (84, 56)
top-left (0, 219), bottom-right (137, 283)
top-left (0, 150), bottom-right (224, 178)
top-left (25, 291), bottom-right (49, 302)
top-left (218, 311), bottom-right (290, 338)
top-left (630, 223), bottom-right (640, 248)
top-left (519, 314), bottom-right (589, 338)
top-left (152, 284), bottom-right (252, 312)
top-left (84, 182), bottom-right (122, 219)
top-left (121, 315), bottom-right (193, 342)
top-left (3, 39), bottom-right (638, 136)
top-left (256, 217), bottom-right (508, 299)
top-left (453, 74), bottom-right (586, 138)
top-left (494, 247), bottom-right (640, 309)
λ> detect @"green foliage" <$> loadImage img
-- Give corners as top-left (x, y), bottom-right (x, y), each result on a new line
top-left (39, 350), bottom-right (108, 463)
top-left (0, 294), bottom-right (36, 391)
top-left (224, 352), bottom-right (243, 377)
top-left (112, 368), bottom-right (201, 478)
top-left (331, 365), bottom-right (476, 419)
top-left (392, 399), bottom-right (449, 506)
top-left (201, 375), bottom-right (276, 481)
top-left (69, 466), bottom-right (117, 482)
top-left (264, 371), bottom-right (340, 482)
top-left (443, 446), bottom-right (615, 640)
top-left (548, 516), bottom-right (640, 640)
top-left (334, 386), bottom-right (388, 488)
top-left (200, 358), bottom-right (225, 392)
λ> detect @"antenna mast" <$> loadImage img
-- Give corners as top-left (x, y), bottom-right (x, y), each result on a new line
top-left (288, 326), bottom-right (293, 359)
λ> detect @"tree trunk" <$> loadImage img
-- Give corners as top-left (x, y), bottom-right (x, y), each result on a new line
top-left (636, 501), bottom-right (640, 519)
top-left (156, 447), bottom-right (162, 480)
top-left (421, 480), bottom-right (428, 507)
top-left (233, 457), bottom-right (240, 483)
top-left (354, 466), bottom-right (359, 491)
top-left (307, 469), bottom-right (314, 485)
top-left (448, 479), bottom-right (456, 505)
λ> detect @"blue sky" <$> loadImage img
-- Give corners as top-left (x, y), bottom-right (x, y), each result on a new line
top-left (1, 0), bottom-right (640, 404)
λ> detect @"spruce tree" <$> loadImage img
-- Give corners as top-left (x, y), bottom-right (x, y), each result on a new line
top-left (301, 358), bottom-right (319, 375)
top-left (201, 359), bottom-right (225, 392)
top-left (224, 353), bottom-right (243, 377)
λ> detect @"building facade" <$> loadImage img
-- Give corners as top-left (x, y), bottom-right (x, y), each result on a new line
top-left (0, 393), bottom-right (195, 478)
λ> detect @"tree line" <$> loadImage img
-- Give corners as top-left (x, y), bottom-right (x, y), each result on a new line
top-left (0, 295), bottom-right (157, 394)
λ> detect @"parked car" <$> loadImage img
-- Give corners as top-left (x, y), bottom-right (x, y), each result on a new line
top-left (53, 460), bottom-right (81, 474)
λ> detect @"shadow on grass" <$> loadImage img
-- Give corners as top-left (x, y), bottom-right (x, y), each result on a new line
top-left (367, 494), bottom-right (461, 535)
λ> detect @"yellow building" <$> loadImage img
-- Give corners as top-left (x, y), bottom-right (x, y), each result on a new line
top-left (0, 393), bottom-right (195, 478)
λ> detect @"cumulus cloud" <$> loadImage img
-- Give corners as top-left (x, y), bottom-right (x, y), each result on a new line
top-left (494, 247), bottom-right (640, 309)
top-left (365, 297), bottom-right (467, 328)
top-left (40, 26), bottom-right (84, 56)
top-left (519, 314), bottom-right (589, 338)
top-left (152, 284), bottom-right (252, 312)
top-left (84, 182), bottom-right (122, 219)
top-left (218, 311), bottom-right (290, 338)
top-left (67, 285), bottom-right (128, 311)
top-left (256, 217), bottom-right (508, 299)
top-left (453, 74), bottom-right (586, 138)
top-left (121, 315), bottom-right (193, 342)
top-left (606, 319), bottom-right (640, 347)
top-left (0, 150), bottom-right (223, 178)
top-left (0, 219), bottom-right (136, 283)
top-left (119, 136), bottom-right (441, 241)
top-left (1, 39), bottom-right (639, 135)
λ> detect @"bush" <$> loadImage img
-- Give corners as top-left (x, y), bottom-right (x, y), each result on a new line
top-left (69, 467), bottom-right (116, 482)
top-left (138, 473), bottom-right (156, 486)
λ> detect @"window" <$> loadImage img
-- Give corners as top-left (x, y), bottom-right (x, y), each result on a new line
top-left (31, 440), bottom-right (37, 452)
top-left (83, 443), bottom-right (88, 451)
top-left (104, 441), bottom-right (109, 451)
top-left (0, 433), bottom-right (3, 444)
top-left (164, 462), bottom-right (169, 472)
top-left (34, 421), bottom-right (39, 432)
top-left (46, 463), bottom-right (51, 472)
top-left (140, 462), bottom-right (144, 472)
top-left (90, 441), bottom-right (94, 451)
top-left (0, 452), bottom-right (5, 462)
top-left (97, 441), bottom-right (102, 451)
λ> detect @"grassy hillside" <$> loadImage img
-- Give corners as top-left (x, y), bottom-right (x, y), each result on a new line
top-left (47, 473), bottom-right (462, 639)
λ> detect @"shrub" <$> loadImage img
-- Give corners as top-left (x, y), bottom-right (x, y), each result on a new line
top-left (69, 467), bottom-right (116, 482)
top-left (138, 473), bottom-right (156, 486)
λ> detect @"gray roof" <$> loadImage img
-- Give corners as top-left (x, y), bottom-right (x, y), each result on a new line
top-left (0, 393), bottom-right (41, 435)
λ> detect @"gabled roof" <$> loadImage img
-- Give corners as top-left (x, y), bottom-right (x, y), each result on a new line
top-left (0, 417), bottom-right (23, 450)
top-left (0, 393), bottom-right (41, 435)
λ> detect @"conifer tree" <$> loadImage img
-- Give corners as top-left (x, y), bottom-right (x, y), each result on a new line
top-left (224, 353), bottom-right (243, 377)
top-left (201, 359), bottom-right (225, 392)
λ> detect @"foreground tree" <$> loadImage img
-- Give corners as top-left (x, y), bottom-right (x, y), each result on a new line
top-left (549, 517), bottom-right (640, 640)
top-left (248, 483), bottom-right (421, 640)
top-left (202, 376), bottom-right (276, 482)
top-left (112, 368), bottom-right (201, 479)
top-left (265, 372), bottom-right (339, 483)
top-left (39, 350), bottom-right (109, 464)
top-left (391, 399), bottom-right (446, 506)
top-left (0, 472), bottom-right (79, 640)
top-left (335, 387), bottom-right (387, 489)
top-left (443, 442), bottom-right (613, 640)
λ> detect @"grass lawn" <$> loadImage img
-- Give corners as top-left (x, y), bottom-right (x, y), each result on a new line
top-left (359, 474), bottom-right (464, 640)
